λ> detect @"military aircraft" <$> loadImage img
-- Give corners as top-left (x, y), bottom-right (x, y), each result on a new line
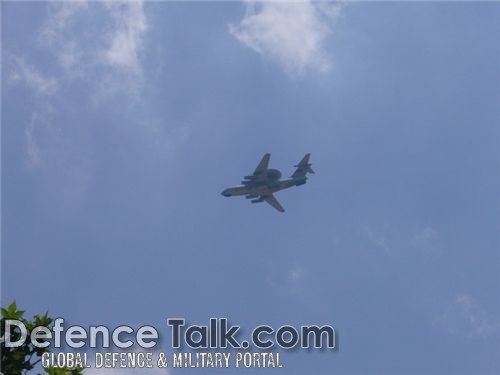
top-left (221, 153), bottom-right (314, 212)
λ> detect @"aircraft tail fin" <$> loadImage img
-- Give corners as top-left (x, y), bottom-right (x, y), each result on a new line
top-left (291, 153), bottom-right (315, 178)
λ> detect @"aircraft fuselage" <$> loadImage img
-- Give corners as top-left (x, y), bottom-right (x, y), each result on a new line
top-left (221, 176), bottom-right (306, 197)
top-left (221, 153), bottom-right (313, 212)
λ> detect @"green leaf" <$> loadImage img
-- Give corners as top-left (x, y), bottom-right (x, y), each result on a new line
top-left (8, 301), bottom-right (17, 314)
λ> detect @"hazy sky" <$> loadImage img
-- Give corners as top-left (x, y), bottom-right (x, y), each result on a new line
top-left (2, 1), bottom-right (499, 374)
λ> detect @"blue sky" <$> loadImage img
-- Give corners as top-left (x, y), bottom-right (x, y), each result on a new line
top-left (2, 1), bottom-right (499, 374)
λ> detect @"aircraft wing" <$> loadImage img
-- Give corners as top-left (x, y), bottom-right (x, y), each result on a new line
top-left (244, 153), bottom-right (270, 182)
top-left (263, 194), bottom-right (285, 212)
top-left (254, 153), bottom-right (270, 175)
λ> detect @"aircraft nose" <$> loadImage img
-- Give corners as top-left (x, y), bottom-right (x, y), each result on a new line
top-left (221, 189), bottom-right (231, 197)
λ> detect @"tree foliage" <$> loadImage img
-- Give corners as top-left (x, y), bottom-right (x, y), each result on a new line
top-left (1, 301), bottom-right (83, 375)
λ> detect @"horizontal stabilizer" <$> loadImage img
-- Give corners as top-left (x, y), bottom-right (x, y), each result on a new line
top-left (292, 153), bottom-right (314, 178)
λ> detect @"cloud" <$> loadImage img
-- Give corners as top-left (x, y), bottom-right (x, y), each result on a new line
top-left (362, 223), bottom-right (441, 255)
top-left (10, 1), bottom-right (153, 168)
top-left (102, 1), bottom-right (148, 74)
top-left (363, 225), bottom-right (391, 254)
top-left (412, 226), bottom-right (437, 243)
top-left (263, 258), bottom-right (308, 295)
top-left (38, 1), bottom-right (89, 75)
top-left (39, 1), bottom-right (89, 44)
top-left (25, 114), bottom-right (42, 166)
top-left (8, 55), bottom-right (58, 97)
top-left (436, 294), bottom-right (500, 338)
top-left (411, 226), bottom-right (440, 253)
top-left (288, 265), bottom-right (306, 282)
top-left (39, 1), bottom-right (148, 78)
top-left (229, 0), bottom-right (342, 74)
top-left (6, 54), bottom-right (58, 166)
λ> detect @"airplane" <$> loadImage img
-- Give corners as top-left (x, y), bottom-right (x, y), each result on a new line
top-left (221, 153), bottom-right (314, 212)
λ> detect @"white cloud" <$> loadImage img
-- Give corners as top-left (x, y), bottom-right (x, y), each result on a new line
top-left (362, 223), bottom-right (442, 255)
top-left (288, 265), bottom-right (305, 282)
top-left (39, 1), bottom-right (89, 44)
top-left (229, 0), bottom-right (342, 74)
top-left (8, 0), bottom-right (187, 174)
top-left (6, 54), bottom-right (58, 166)
top-left (39, 1), bottom-right (148, 78)
top-left (11, 1), bottom-right (153, 166)
top-left (102, 1), bottom-right (148, 74)
top-left (363, 225), bottom-right (391, 254)
top-left (436, 294), bottom-right (500, 338)
top-left (413, 226), bottom-right (437, 243)
top-left (25, 114), bottom-right (42, 166)
top-left (8, 55), bottom-right (58, 97)
top-left (38, 1), bottom-right (89, 75)
top-left (263, 258), bottom-right (308, 295)
top-left (411, 226), bottom-right (440, 253)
